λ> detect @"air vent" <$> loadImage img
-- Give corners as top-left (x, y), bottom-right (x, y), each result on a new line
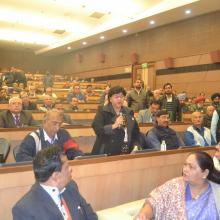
top-left (90, 12), bottom-right (105, 19)
top-left (53, 29), bottom-right (66, 34)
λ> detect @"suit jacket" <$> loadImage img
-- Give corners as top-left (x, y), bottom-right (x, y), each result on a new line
top-left (0, 110), bottom-right (39, 128)
top-left (12, 180), bottom-right (97, 220)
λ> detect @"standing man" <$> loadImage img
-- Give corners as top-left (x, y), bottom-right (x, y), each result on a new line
top-left (185, 111), bottom-right (216, 146)
top-left (15, 109), bottom-right (82, 162)
top-left (159, 83), bottom-right (181, 122)
top-left (145, 110), bottom-right (183, 150)
top-left (12, 146), bottom-right (98, 220)
top-left (137, 100), bottom-right (160, 124)
top-left (127, 79), bottom-right (148, 112)
top-left (0, 97), bottom-right (39, 128)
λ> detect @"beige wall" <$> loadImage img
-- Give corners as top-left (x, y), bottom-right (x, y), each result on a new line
top-left (54, 11), bottom-right (220, 75)
top-left (0, 48), bottom-right (57, 73)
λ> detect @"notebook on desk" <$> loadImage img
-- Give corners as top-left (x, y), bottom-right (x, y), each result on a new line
top-left (0, 161), bottom-right (32, 167)
top-left (133, 148), bottom-right (159, 154)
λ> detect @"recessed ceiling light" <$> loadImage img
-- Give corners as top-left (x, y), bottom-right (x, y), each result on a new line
top-left (67, 46), bottom-right (71, 50)
top-left (185, 9), bottom-right (191, 14)
top-left (122, 29), bottom-right (127, 33)
top-left (149, 20), bottom-right (155, 25)
top-left (82, 41), bottom-right (87, 45)
top-left (100, 36), bottom-right (105, 40)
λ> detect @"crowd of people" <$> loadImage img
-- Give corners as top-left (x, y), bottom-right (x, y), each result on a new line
top-left (0, 70), bottom-right (220, 219)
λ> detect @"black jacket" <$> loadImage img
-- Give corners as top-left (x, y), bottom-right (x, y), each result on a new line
top-left (92, 104), bottom-right (140, 155)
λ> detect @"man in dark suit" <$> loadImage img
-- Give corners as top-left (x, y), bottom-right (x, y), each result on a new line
top-left (0, 97), bottom-right (39, 128)
top-left (12, 146), bottom-right (98, 220)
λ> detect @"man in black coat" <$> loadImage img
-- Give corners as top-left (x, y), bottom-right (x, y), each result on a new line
top-left (12, 146), bottom-right (97, 220)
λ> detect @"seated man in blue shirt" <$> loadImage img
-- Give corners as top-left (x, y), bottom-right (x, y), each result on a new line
top-left (184, 111), bottom-right (216, 146)
top-left (145, 110), bottom-right (183, 150)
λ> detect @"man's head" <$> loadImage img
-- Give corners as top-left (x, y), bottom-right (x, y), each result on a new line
top-left (33, 146), bottom-right (72, 190)
top-left (43, 95), bottom-right (53, 106)
top-left (9, 97), bottom-right (22, 114)
top-left (149, 100), bottom-right (160, 114)
top-left (206, 106), bottom-right (215, 117)
top-left (155, 110), bottom-right (170, 127)
top-left (45, 87), bottom-right (53, 96)
top-left (43, 109), bottom-right (63, 138)
top-left (0, 88), bottom-right (7, 98)
top-left (191, 111), bottom-right (203, 128)
top-left (211, 93), bottom-right (220, 105)
top-left (73, 85), bottom-right (81, 94)
top-left (71, 97), bottom-right (79, 107)
top-left (133, 79), bottom-right (142, 90)
top-left (20, 91), bottom-right (30, 105)
top-left (163, 83), bottom-right (172, 95)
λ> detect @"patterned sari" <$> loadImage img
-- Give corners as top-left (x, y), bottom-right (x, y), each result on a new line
top-left (146, 177), bottom-right (219, 220)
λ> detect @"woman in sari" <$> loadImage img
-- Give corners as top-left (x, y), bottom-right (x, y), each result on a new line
top-left (134, 151), bottom-right (220, 220)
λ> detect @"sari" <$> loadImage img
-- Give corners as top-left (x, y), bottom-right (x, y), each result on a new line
top-left (146, 177), bottom-right (220, 220)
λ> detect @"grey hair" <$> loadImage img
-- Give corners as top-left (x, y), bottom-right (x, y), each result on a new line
top-left (9, 96), bottom-right (21, 104)
top-left (43, 108), bottom-right (62, 121)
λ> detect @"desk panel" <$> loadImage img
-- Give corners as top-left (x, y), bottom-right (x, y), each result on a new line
top-left (0, 147), bottom-right (215, 220)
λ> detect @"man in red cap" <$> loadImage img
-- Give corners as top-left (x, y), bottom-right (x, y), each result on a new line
top-left (15, 109), bottom-right (82, 162)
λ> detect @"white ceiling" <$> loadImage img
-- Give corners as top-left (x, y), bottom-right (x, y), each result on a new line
top-left (0, 0), bottom-right (220, 56)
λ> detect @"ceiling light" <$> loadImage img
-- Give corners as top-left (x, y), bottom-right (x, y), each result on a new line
top-left (100, 36), bottom-right (105, 40)
top-left (122, 29), bottom-right (127, 33)
top-left (67, 46), bottom-right (71, 50)
top-left (149, 20), bottom-right (155, 25)
top-left (82, 41), bottom-right (87, 45)
top-left (185, 9), bottom-right (191, 14)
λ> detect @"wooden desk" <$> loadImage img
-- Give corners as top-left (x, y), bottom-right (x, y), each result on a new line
top-left (0, 147), bottom-right (215, 220)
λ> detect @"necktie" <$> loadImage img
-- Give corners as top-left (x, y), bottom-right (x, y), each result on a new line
top-left (15, 114), bottom-right (20, 127)
top-left (60, 196), bottom-right (72, 220)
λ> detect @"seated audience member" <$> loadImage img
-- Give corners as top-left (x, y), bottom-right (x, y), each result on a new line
top-left (100, 85), bottom-right (110, 105)
top-left (0, 87), bottom-right (9, 103)
top-left (137, 100), bottom-right (160, 124)
top-left (28, 85), bottom-right (37, 98)
top-left (67, 85), bottom-right (86, 103)
top-left (20, 91), bottom-right (37, 110)
top-left (85, 85), bottom-right (95, 97)
top-left (185, 111), bottom-right (216, 147)
top-left (214, 145), bottom-right (220, 171)
top-left (134, 151), bottom-right (220, 220)
top-left (56, 103), bottom-right (76, 125)
top-left (211, 108), bottom-right (220, 143)
top-left (13, 147), bottom-right (97, 220)
top-left (189, 96), bottom-right (206, 113)
top-left (211, 92), bottom-right (220, 109)
top-left (0, 97), bottom-right (39, 128)
top-left (92, 86), bottom-right (140, 155)
top-left (203, 105), bottom-right (215, 129)
top-left (15, 109), bottom-right (82, 162)
top-left (70, 97), bottom-right (80, 111)
top-left (43, 87), bottom-right (57, 100)
top-left (39, 95), bottom-right (55, 112)
top-left (145, 110), bottom-right (183, 150)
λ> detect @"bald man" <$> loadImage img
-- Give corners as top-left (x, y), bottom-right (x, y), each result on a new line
top-left (0, 97), bottom-right (39, 128)
top-left (203, 105), bottom-right (215, 129)
top-left (184, 111), bottom-right (216, 147)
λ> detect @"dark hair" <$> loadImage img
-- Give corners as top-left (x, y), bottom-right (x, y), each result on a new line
top-left (163, 83), bottom-right (172, 89)
top-left (155, 109), bottom-right (169, 118)
top-left (108, 86), bottom-right (126, 101)
top-left (150, 100), bottom-right (161, 107)
top-left (211, 93), bottom-right (220, 101)
top-left (193, 151), bottom-right (220, 184)
top-left (33, 146), bottom-right (63, 182)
